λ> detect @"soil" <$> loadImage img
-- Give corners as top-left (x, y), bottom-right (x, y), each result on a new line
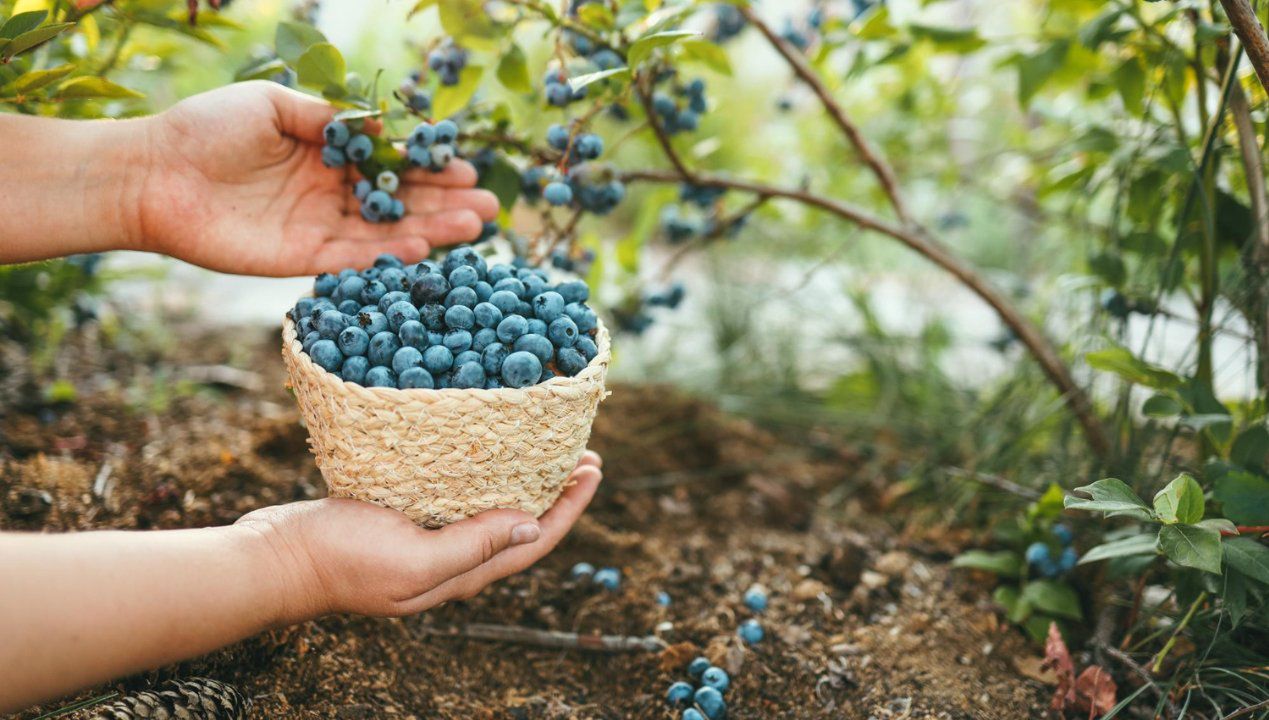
top-left (1, 325), bottom-right (1051, 719)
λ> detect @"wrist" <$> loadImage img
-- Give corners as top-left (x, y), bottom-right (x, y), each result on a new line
top-left (225, 517), bottom-right (331, 627)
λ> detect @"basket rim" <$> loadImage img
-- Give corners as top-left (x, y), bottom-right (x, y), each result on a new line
top-left (282, 311), bottom-right (611, 402)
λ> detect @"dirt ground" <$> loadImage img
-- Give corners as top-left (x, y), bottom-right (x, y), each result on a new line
top-left (1, 326), bottom-right (1051, 719)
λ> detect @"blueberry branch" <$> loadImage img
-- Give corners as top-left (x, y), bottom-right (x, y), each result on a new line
top-left (1218, 0), bottom-right (1269, 94)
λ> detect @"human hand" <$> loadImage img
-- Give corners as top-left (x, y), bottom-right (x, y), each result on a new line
top-left (135, 81), bottom-right (498, 277)
top-left (235, 451), bottom-right (603, 620)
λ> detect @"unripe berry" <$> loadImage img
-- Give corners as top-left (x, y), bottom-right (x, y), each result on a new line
top-left (377, 170), bottom-right (400, 193)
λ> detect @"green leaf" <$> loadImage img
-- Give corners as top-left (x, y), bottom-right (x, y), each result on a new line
top-left (2, 22), bottom-right (71, 60)
top-left (275, 21), bottom-right (327, 64)
top-left (1196, 518), bottom-right (1238, 534)
top-left (42, 378), bottom-right (76, 404)
top-left (1020, 580), bottom-right (1082, 620)
top-left (679, 39), bottom-right (731, 75)
top-left (628, 30), bottom-right (699, 68)
top-left (495, 43), bottom-right (531, 94)
top-left (1085, 346), bottom-right (1182, 389)
top-left (1159, 524), bottom-right (1222, 574)
top-left (1065, 478), bottom-right (1153, 520)
top-left (295, 42), bottom-right (346, 97)
top-left (1080, 534), bottom-right (1159, 564)
top-left (1016, 40), bottom-right (1069, 106)
top-left (568, 66), bottom-right (629, 92)
top-left (55, 76), bottom-right (144, 100)
top-left (1231, 424), bottom-right (1269, 472)
top-left (476, 153), bottom-right (521, 211)
top-left (234, 57), bottom-right (289, 83)
top-left (409, 0), bottom-right (440, 17)
top-left (332, 107), bottom-right (381, 122)
top-left (0, 10), bottom-right (46, 39)
top-left (576, 3), bottom-right (614, 29)
top-left (909, 24), bottom-right (985, 53)
top-left (431, 64), bottom-right (482, 120)
top-left (1223, 566), bottom-right (1248, 626)
top-left (1113, 58), bottom-right (1145, 115)
top-left (993, 585), bottom-right (1031, 622)
top-left (1223, 537), bottom-right (1269, 586)
top-left (438, 0), bottom-right (500, 51)
top-left (856, 6), bottom-right (896, 40)
top-left (1088, 252), bottom-right (1126, 286)
top-left (1, 62), bottom-right (74, 94)
top-left (1213, 470), bottom-right (1269, 525)
top-left (1153, 473), bottom-right (1205, 525)
top-left (1143, 394), bottom-right (1182, 417)
top-left (952, 550), bottom-right (1021, 577)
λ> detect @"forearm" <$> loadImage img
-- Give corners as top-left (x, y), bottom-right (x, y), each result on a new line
top-left (0, 114), bottom-right (151, 263)
top-left (0, 524), bottom-right (311, 713)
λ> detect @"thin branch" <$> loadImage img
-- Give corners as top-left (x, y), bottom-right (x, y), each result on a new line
top-left (634, 74), bottom-right (696, 182)
top-left (1095, 641), bottom-right (1179, 719)
top-left (1224, 699), bottom-right (1269, 720)
top-left (738, 4), bottom-right (913, 227)
top-left (1219, 0), bottom-right (1269, 94)
top-left (415, 622), bottom-right (667, 653)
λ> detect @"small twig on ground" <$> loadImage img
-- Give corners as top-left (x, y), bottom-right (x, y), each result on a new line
top-left (940, 467), bottom-right (1041, 500)
top-left (415, 623), bottom-right (667, 653)
top-left (180, 365), bottom-right (264, 393)
top-left (1224, 699), bottom-right (1269, 720)
top-left (1095, 641), bottom-right (1178, 719)
top-left (31, 692), bottom-right (119, 719)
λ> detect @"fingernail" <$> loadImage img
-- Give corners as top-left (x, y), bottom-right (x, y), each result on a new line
top-left (510, 522), bottom-right (541, 546)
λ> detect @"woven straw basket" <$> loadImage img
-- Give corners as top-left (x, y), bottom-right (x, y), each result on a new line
top-left (281, 315), bottom-right (610, 527)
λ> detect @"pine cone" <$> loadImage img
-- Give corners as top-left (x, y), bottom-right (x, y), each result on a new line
top-left (85, 678), bottom-right (250, 720)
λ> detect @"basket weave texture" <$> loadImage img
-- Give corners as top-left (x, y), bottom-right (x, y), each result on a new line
top-left (281, 315), bottom-right (610, 527)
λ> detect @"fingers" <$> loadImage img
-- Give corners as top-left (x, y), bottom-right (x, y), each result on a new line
top-left (310, 235), bottom-right (434, 273)
top-left (258, 81), bottom-right (336, 145)
top-left (397, 461), bottom-right (603, 612)
top-left (414, 509), bottom-right (542, 584)
top-left (397, 186), bottom-right (499, 220)
top-left (308, 207), bottom-right (489, 272)
top-left (400, 159), bottom-right (479, 188)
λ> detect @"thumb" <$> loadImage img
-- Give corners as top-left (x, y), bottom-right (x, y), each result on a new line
top-left (417, 510), bottom-right (542, 583)
top-left (258, 81), bottom-right (336, 144)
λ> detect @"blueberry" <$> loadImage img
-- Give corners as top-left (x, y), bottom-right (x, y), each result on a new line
top-left (482, 343), bottom-right (510, 377)
top-left (1058, 547), bottom-right (1078, 573)
top-left (360, 205), bottom-right (382, 224)
top-left (452, 361), bottom-right (486, 389)
top-left (532, 291), bottom-right (566, 323)
top-left (316, 310), bottom-right (349, 339)
top-left (314, 273), bottom-right (339, 297)
top-left (489, 290), bottom-right (521, 315)
top-left (297, 316), bottom-right (316, 336)
top-left (434, 119), bottom-right (459, 144)
top-left (407, 144), bottom-right (431, 167)
top-left (321, 145), bottom-right (346, 168)
top-left (377, 291), bottom-right (410, 314)
top-left (340, 355), bottom-right (369, 384)
top-left (501, 350), bottom-right (542, 388)
top-left (494, 277), bottom-right (527, 299)
top-left (449, 265), bottom-right (479, 288)
top-left (368, 331), bottom-right (402, 367)
top-left (445, 304), bottom-right (475, 330)
top-left (422, 345), bottom-right (454, 374)
top-left (337, 326), bottom-right (370, 356)
top-left (323, 120), bottom-right (350, 147)
top-left (309, 339), bottom-right (344, 372)
top-left (464, 301), bottom-right (500, 329)
top-left (474, 280), bottom-right (494, 302)
top-left (544, 181), bottom-right (573, 206)
top-left (358, 311), bottom-right (389, 336)
top-left (701, 666), bottom-right (730, 693)
top-left (590, 567), bottom-right (620, 591)
top-left (387, 300), bottom-right (421, 332)
top-left (556, 347), bottom-right (587, 376)
top-left (443, 329), bottom-right (473, 353)
top-left (557, 280), bottom-right (589, 304)
top-left (337, 299), bottom-right (361, 316)
top-left (683, 711), bottom-right (705, 720)
top-left (575, 133), bottom-right (603, 160)
top-left (391, 346), bottom-right (424, 375)
top-left (513, 334), bottom-right (553, 365)
top-left (687, 657), bottom-right (711, 681)
top-left (1025, 542), bottom-right (1050, 566)
top-left (419, 303), bottom-right (447, 331)
top-left (526, 318), bottom-right (548, 337)
top-left (738, 619), bottom-right (764, 645)
top-left (360, 267), bottom-right (382, 281)
top-left (345, 133), bottom-right (373, 162)
top-left (693, 686), bottom-right (725, 719)
top-left (497, 314), bottom-right (529, 343)
top-left (545, 316), bottom-right (578, 348)
top-left (454, 350), bottom-right (481, 367)
top-left (359, 280), bottom-right (387, 307)
top-left (301, 331), bottom-right (322, 354)
top-left (398, 366), bottom-right (435, 389)
top-left (379, 269), bottom-right (409, 293)
top-left (652, 92), bottom-right (676, 116)
top-left (666, 681), bottom-right (693, 706)
top-left (336, 275), bottom-right (368, 304)
top-left (1039, 557), bottom-right (1060, 578)
top-left (656, 591), bottom-right (672, 607)
top-left (293, 297), bottom-right (317, 320)
top-left (365, 190), bottom-right (393, 217)
top-left (575, 336), bottom-right (597, 361)
top-left (409, 122), bottom-right (436, 147)
top-left (398, 320), bottom-right (429, 349)
top-left (351, 180), bottom-right (372, 202)
top-left (545, 82), bottom-right (572, 106)
top-left (429, 144), bottom-right (456, 170)
top-left (743, 586), bottom-right (768, 612)
top-left (377, 170), bottom-right (400, 193)
top-left (365, 366), bottom-right (396, 388)
top-left (1053, 524), bottom-right (1074, 546)
top-left (445, 286), bottom-right (478, 309)
top-left (564, 302), bottom-right (597, 333)
top-left (411, 273), bottom-right (450, 305)
top-left (472, 327), bottom-right (498, 352)
top-left (547, 123), bottom-right (571, 151)
top-left (489, 264), bottom-right (516, 284)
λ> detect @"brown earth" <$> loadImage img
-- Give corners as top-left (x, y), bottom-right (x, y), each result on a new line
top-left (1, 326), bottom-right (1051, 719)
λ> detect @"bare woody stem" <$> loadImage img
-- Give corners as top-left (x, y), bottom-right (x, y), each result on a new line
top-left (738, 4), bottom-right (914, 228)
top-left (619, 167), bottom-right (1113, 459)
top-left (1219, 0), bottom-right (1269, 94)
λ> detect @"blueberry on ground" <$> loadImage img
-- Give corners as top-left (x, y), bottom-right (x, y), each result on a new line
top-left (592, 567), bottom-right (620, 591)
top-left (666, 681), bottom-right (693, 706)
top-left (569, 562), bottom-right (595, 580)
top-left (701, 666), bottom-right (730, 693)
top-left (365, 366), bottom-right (396, 388)
top-left (340, 355), bottom-right (369, 384)
top-left (693, 686), bottom-right (725, 719)
top-left (687, 657), bottom-right (711, 680)
top-left (337, 326), bottom-right (370, 356)
top-left (398, 366), bottom-right (435, 389)
top-left (655, 591), bottom-right (672, 607)
top-left (738, 618), bottom-right (764, 645)
top-left (683, 710), bottom-right (705, 720)
top-left (743, 586), bottom-right (768, 613)
top-left (309, 339), bottom-right (344, 372)
top-left (501, 351), bottom-right (542, 388)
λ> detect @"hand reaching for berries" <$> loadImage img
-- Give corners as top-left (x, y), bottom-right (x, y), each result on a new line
top-left (234, 451), bottom-right (604, 617)
top-left (134, 81), bottom-right (498, 276)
